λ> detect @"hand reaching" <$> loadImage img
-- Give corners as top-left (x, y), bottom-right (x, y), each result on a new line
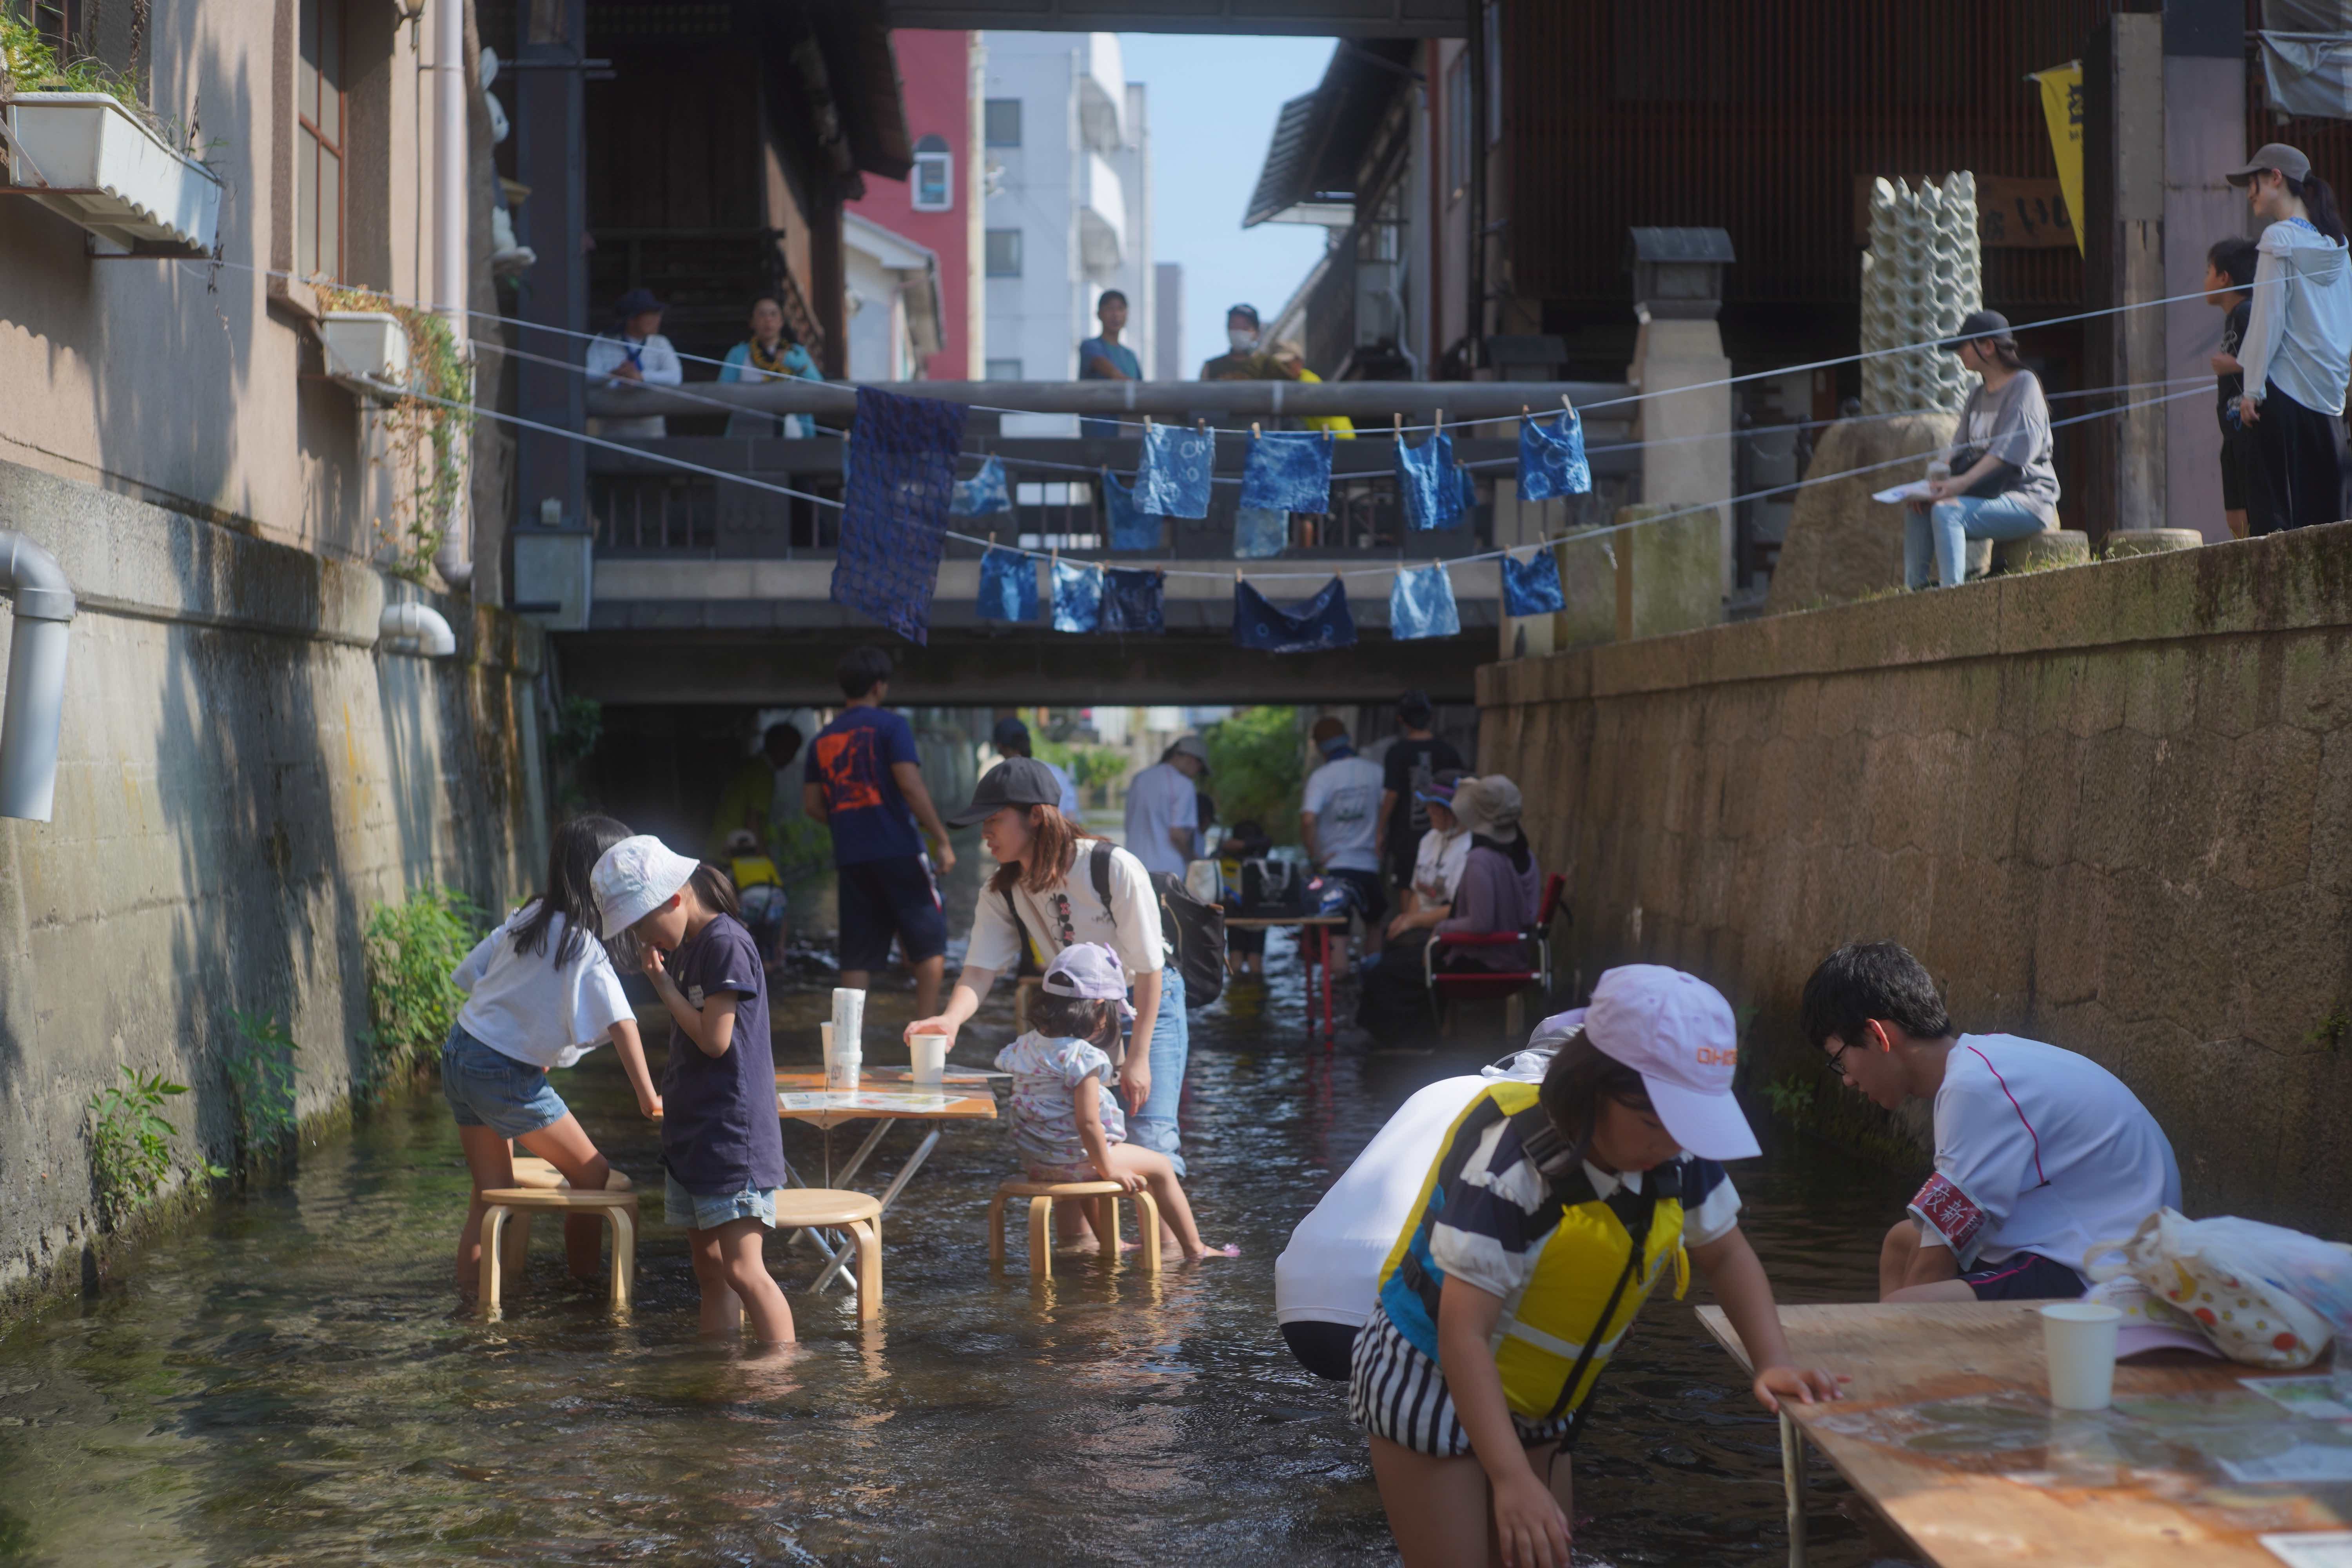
top-left (1751, 1364), bottom-right (1848, 1414)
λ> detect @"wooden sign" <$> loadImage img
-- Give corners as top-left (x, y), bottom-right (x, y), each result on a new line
top-left (1853, 174), bottom-right (2076, 249)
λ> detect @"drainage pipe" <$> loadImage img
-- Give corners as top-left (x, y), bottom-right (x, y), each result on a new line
top-left (0, 531), bottom-right (76, 822)
top-left (379, 601), bottom-right (457, 658)
top-left (431, 0), bottom-right (474, 591)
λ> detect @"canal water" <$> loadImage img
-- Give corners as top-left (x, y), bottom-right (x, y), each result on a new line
top-left (0, 938), bottom-right (1921, 1566)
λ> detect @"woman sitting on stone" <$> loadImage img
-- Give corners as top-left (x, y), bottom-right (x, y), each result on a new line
top-left (1904, 309), bottom-right (2060, 589)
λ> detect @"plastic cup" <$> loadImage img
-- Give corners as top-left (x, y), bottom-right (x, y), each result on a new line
top-left (831, 986), bottom-right (865, 1052)
top-left (909, 1033), bottom-right (949, 1087)
top-left (2042, 1303), bottom-right (2123, 1410)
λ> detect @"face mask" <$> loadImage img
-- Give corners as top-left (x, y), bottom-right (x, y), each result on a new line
top-left (1228, 327), bottom-right (1258, 352)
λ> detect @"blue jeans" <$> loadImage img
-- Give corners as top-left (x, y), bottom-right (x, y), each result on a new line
top-left (1905, 495), bottom-right (2051, 589)
top-left (1127, 966), bottom-right (1189, 1175)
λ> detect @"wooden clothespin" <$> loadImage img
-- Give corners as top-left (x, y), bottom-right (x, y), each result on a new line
top-left (1435, 408), bottom-right (1445, 437)
top-left (1195, 417), bottom-right (1208, 435)
top-left (1251, 420), bottom-right (1262, 440)
top-left (1144, 414), bottom-right (1154, 434)
top-left (1521, 404), bottom-right (1531, 421)
top-left (1561, 393), bottom-right (1577, 416)
top-left (1392, 413), bottom-right (1405, 439)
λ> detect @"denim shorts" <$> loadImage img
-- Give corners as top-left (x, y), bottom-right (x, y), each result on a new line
top-left (441, 1024), bottom-right (568, 1139)
top-left (664, 1173), bottom-right (778, 1231)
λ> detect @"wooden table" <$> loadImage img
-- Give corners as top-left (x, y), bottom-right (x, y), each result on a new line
top-left (773, 1069), bottom-right (998, 1294)
top-left (1225, 913), bottom-right (1350, 1040)
top-left (1698, 1300), bottom-right (2352, 1568)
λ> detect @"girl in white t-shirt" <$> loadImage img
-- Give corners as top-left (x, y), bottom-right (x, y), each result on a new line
top-left (443, 814), bottom-right (662, 1291)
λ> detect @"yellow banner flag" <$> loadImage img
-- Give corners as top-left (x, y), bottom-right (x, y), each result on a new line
top-left (2032, 61), bottom-right (2085, 255)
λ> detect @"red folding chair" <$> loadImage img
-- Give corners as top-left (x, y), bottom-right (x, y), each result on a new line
top-left (1424, 873), bottom-right (1568, 1030)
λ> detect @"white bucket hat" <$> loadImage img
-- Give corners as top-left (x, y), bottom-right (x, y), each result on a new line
top-left (591, 835), bottom-right (699, 937)
top-left (1042, 942), bottom-right (1136, 1020)
top-left (1583, 964), bottom-right (1760, 1161)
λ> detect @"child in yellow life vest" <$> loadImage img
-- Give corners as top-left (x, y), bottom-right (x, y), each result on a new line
top-left (1350, 965), bottom-right (1844, 1568)
top-left (724, 829), bottom-right (788, 968)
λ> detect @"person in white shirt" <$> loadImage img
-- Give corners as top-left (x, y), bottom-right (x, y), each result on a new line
top-left (1383, 768), bottom-right (1471, 942)
top-left (585, 287), bottom-right (684, 439)
top-left (1123, 735), bottom-right (1209, 879)
top-left (1302, 715), bottom-right (1387, 967)
top-left (1804, 940), bottom-right (2181, 1303)
top-left (991, 715), bottom-right (1082, 822)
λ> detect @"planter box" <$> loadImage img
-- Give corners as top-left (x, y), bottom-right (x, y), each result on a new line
top-left (4, 91), bottom-right (222, 256)
top-left (318, 312), bottom-right (411, 402)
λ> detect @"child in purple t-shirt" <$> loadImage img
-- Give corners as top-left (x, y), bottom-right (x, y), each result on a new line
top-left (593, 835), bottom-right (794, 1345)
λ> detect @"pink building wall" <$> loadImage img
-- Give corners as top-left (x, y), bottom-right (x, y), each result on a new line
top-left (850, 29), bottom-right (978, 380)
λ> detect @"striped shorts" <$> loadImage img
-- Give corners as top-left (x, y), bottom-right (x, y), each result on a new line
top-left (1346, 1308), bottom-right (1574, 1458)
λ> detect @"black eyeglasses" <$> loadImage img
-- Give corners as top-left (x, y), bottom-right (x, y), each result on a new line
top-left (1821, 1039), bottom-right (1860, 1077)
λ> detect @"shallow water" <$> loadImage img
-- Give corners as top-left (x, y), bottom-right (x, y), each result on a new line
top-left (0, 939), bottom-right (1922, 1566)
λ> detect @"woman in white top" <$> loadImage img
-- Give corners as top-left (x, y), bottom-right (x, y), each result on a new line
top-left (2228, 143), bottom-right (2352, 534)
top-left (1384, 769), bottom-right (1471, 942)
top-left (584, 287), bottom-right (684, 439)
top-left (906, 757), bottom-right (1193, 1183)
top-left (443, 814), bottom-right (662, 1291)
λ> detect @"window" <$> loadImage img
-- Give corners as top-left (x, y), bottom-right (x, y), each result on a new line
top-left (911, 133), bottom-right (952, 211)
top-left (1446, 50), bottom-right (1471, 200)
top-left (984, 228), bottom-right (1022, 277)
top-left (984, 98), bottom-right (1022, 148)
top-left (985, 358), bottom-right (1024, 380)
top-left (296, 0), bottom-right (347, 279)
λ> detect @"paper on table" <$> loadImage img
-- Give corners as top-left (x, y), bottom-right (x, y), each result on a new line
top-left (2263, 1532), bottom-right (2352, 1568)
top-left (2243, 1375), bottom-right (2352, 1421)
top-left (779, 1091), bottom-right (962, 1113)
top-left (2219, 1442), bottom-right (2352, 1485)
top-left (1872, 481), bottom-right (1935, 505)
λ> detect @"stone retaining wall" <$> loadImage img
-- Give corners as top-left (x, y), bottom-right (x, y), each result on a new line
top-left (1478, 523), bottom-right (2352, 1231)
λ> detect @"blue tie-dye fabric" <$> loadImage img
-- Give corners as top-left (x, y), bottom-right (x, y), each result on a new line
top-left (1502, 547), bottom-right (1566, 616)
top-left (1394, 430), bottom-right (1464, 531)
top-left (1099, 568), bottom-right (1165, 635)
top-left (1101, 468), bottom-right (1161, 552)
top-left (976, 546), bottom-right (1036, 623)
top-left (949, 453), bottom-right (1012, 517)
top-left (1518, 409), bottom-right (1591, 502)
top-left (1238, 430), bottom-right (1332, 514)
top-left (1232, 576), bottom-right (1356, 653)
top-left (831, 387), bottom-right (965, 644)
top-left (1233, 506), bottom-right (1288, 559)
top-left (1388, 563), bottom-right (1461, 640)
top-left (1134, 424), bottom-right (1213, 518)
top-left (1052, 559), bottom-right (1102, 632)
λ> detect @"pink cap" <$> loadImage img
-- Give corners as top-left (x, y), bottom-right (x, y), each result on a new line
top-left (1584, 965), bottom-right (1760, 1161)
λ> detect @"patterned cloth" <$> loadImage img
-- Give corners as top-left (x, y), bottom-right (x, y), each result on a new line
top-left (951, 454), bottom-right (1012, 517)
top-left (1395, 430), bottom-right (1465, 531)
top-left (1100, 567), bottom-right (1165, 635)
top-left (1519, 408), bottom-right (1592, 501)
top-left (1136, 424), bottom-right (1214, 518)
top-left (1502, 546), bottom-right (1567, 616)
top-left (1234, 505), bottom-right (1289, 559)
top-left (1053, 558), bottom-right (1102, 632)
top-left (976, 546), bottom-right (1037, 622)
top-left (1234, 576), bottom-right (1356, 653)
top-left (1239, 430), bottom-right (1333, 514)
top-left (1101, 468), bottom-right (1161, 552)
top-left (1389, 563), bottom-right (1461, 640)
top-left (993, 1030), bottom-right (1126, 1169)
top-left (831, 387), bottom-right (967, 644)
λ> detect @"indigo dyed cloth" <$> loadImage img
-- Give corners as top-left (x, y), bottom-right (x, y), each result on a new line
top-left (1099, 568), bottom-right (1165, 635)
top-left (1232, 576), bottom-right (1356, 653)
top-left (1238, 430), bottom-right (1332, 514)
top-left (832, 387), bottom-right (966, 644)
top-left (1233, 506), bottom-right (1288, 559)
top-left (1501, 547), bottom-right (1566, 617)
top-left (1101, 468), bottom-right (1160, 552)
top-left (950, 454), bottom-right (1012, 517)
top-left (1388, 563), bottom-right (1460, 640)
top-left (976, 546), bottom-right (1037, 623)
top-left (1052, 559), bottom-right (1102, 632)
top-left (1394, 430), bottom-right (1464, 530)
top-left (1518, 408), bottom-right (1592, 502)
top-left (1135, 424), bottom-right (1213, 518)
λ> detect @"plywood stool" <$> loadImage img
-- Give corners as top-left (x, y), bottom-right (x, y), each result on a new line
top-left (988, 1179), bottom-right (1160, 1279)
top-left (492, 1161), bottom-right (633, 1278)
top-left (772, 1189), bottom-right (884, 1322)
top-left (478, 1184), bottom-right (638, 1314)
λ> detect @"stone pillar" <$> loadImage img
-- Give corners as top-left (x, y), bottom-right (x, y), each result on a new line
top-left (513, 0), bottom-right (588, 620)
top-left (1625, 228), bottom-right (1735, 604)
top-left (2163, 0), bottom-right (2247, 541)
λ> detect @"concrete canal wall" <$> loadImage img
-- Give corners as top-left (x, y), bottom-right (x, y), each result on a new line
top-left (0, 459), bottom-right (546, 1318)
top-left (1479, 521), bottom-right (2352, 1233)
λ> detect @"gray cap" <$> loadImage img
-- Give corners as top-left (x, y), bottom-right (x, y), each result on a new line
top-left (2229, 143), bottom-right (2312, 186)
top-left (1166, 735), bottom-right (1211, 772)
top-left (1940, 309), bottom-right (2014, 351)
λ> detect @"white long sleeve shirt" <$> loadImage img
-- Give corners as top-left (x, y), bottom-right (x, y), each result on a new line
top-left (584, 332), bottom-right (683, 437)
top-left (2239, 217), bottom-right (2352, 417)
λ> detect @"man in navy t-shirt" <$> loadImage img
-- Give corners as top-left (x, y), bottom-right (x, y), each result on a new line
top-left (803, 645), bottom-right (959, 1015)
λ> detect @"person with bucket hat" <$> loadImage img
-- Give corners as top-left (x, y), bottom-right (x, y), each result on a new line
top-left (1350, 966), bottom-right (1843, 1567)
top-left (585, 287), bottom-right (682, 438)
top-left (2227, 143), bottom-right (2352, 533)
top-left (1903, 309), bottom-right (2061, 588)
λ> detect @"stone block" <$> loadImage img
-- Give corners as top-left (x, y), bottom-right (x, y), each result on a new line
top-left (1999, 529), bottom-right (2093, 572)
top-left (1762, 413), bottom-right (1957, 614)
top-left (2104, 528), bottom-right (2203, 560)
top-left (2216, 728), bottom-right (2319, 893)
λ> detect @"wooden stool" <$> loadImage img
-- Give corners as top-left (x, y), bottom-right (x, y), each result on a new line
top-left (987, 1179), bottom-right (1160, 1279)
top-left (478, 1184), bottom-right (637, 1313)
top-left (493, 1161), bottom-right (633, 1278)
top-left (772, 1189), bottom-right (884, 1322)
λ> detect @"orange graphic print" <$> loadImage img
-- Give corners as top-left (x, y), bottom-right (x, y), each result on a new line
top-left (814, 730), bottom-right (885, 813)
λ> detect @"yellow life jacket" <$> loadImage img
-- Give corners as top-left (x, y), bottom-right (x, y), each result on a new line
top-left (730, 854), bottom-right (783, 892)
top-left (1373, 1080), bottom-right (1692, 1427)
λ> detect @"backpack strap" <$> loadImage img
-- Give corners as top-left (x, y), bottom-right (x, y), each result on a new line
top-left (1090, 840), bottom-right (1118, 929)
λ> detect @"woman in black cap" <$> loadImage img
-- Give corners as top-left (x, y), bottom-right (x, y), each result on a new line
top-left (1904, 310), bottom-right (2060, 588)
top-left (586, 287), bottom-right (682, 439)
top-left (2227, 143), bottom-right (2352, 533)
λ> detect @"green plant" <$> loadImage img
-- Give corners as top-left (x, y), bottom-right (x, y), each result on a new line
top-left (1, 14), bottom-right (140, 105)
top-left (2309, 1009), bottom-right (2350, 1052)
top-left (1034, 735), bottom-right (1128, 800)
top-left (87, 1065), bottom-right (220, 1224)
top-left (316, 284), bottom-right (476, 585)
top-left (1762, 1073), bottom-right (1816, 1121)
top-left (224, 1009), bottom-right (301, 1161)
top-left (546, 695), bottom-right (603, 767)
top-left (363, 886), bottom-right (483, 1069)
top-left (1200, 706), bottom-right (1304, 844)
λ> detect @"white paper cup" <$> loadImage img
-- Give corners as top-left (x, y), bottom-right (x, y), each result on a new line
top-left (909, 1033), bottom-right (949, 1086)
top-left (831, 986), bottom-right (865, 1054)
top-left (2042, 1303), bottom-right (2123, 1410)
top-left (826, 1048), bottom-right (861, 1093)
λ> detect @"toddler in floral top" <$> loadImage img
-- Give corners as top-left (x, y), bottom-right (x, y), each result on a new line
top-left (994, 944), bottom-right (1235, 1260)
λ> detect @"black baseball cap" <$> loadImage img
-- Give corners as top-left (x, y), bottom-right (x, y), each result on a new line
top-left (947, 757), bottom-right (1062, 827)
top-left (991, 715), bottom-right (1031, 751)
top-left (1940, 309), bottom-right (2014, 351)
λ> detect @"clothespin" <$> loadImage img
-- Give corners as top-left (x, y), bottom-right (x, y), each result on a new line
top-left (1561, 393), bottom-right (1577, 417)
top-left (1392, 413), bottom-right (1404, 439)
top-left (1195, 417), bottom-right (1207, 435)
top-left (1251, 421), bottom-right (1261, 440)
top-left (1521, 404), bottom-right (1531, 421)
top-left (1435, 408), bottom-right (1445, 437)
top-left (1144, 414), bottom-right (1154, 434)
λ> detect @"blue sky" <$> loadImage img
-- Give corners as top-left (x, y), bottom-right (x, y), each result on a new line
top-left (1120, 34), bottom-right (1338, 375)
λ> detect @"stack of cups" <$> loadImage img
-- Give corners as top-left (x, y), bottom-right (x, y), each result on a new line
top-left (827, 987), bottom-right (864, 1092)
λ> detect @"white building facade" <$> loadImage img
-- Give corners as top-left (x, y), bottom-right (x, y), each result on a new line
top-left (980, 32), bottom-right (1154, 436)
